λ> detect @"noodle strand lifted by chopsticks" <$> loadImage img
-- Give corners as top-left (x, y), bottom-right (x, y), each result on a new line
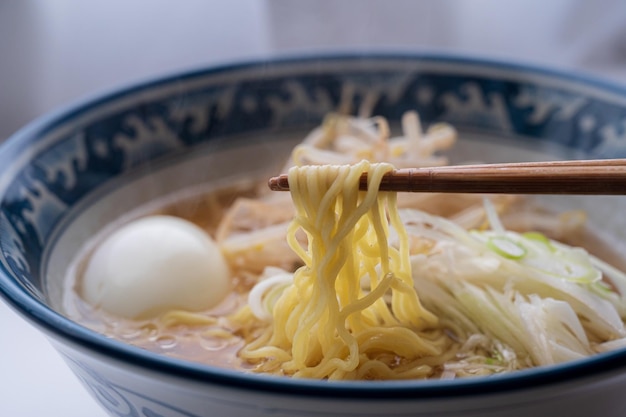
top-left (238, 161), bottom-right (450, 379)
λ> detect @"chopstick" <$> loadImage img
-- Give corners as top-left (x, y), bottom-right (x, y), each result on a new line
top-left (267, 159), bottom-right (626, 195)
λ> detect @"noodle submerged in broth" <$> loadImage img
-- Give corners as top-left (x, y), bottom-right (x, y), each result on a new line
top-left (64, 112), bottom-right (626, 380)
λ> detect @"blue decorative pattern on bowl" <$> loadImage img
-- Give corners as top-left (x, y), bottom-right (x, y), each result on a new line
top-left (2, 54), bottom-right (626, 417)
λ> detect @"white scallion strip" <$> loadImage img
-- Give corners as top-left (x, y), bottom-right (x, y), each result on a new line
top-left (596, 337), bottom-right (626, 353)
top-left (487, 236), bottom-right (526, 259)
top-left (483, 197), bottom-right (505, 234)
top-left (248, 272), bottom-right (294, 321)
top-left (406, 202), bottom-right (626, 366)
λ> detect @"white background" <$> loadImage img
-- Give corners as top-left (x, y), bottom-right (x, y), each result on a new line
top-left (1, 1), bottom-right (626, 416)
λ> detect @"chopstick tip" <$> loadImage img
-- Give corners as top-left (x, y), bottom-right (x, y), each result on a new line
top-left (268, 175), bottom-right (290, 191)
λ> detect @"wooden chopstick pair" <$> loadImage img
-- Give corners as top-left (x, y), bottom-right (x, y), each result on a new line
top-left (268, 159), bottom-right (626, 195)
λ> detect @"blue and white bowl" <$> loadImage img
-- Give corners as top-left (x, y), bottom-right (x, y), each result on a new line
top-left (2, 54), bottom-right (626, 417)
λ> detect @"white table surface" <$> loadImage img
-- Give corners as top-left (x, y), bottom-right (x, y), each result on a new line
top-left (0, 301), bottom-right (108, 416)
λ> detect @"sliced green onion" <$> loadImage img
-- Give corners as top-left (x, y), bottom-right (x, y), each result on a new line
top-left (590, 280), bottom-right (615, 296)
top-left (487, 236), bottom-right (526, 259)
top-left (521, 232), bottom-right (554, 251)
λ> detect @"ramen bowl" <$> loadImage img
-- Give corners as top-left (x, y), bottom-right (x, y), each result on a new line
top-left (2, 54), bottom-right (626, 417)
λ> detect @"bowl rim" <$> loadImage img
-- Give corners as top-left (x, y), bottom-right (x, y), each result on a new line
top-left (2, 51), bottom-right (626, 399)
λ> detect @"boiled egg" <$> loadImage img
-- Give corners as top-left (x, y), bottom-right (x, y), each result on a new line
top-left (81, 215), bottom-right (230, 319)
